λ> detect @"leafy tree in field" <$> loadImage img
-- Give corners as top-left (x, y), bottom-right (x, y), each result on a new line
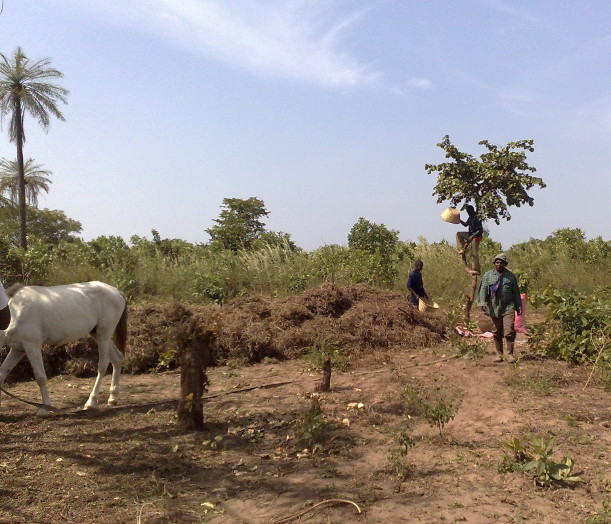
top-left (348, 217), bottom-right (399, 258)
top-left (0, 206), bottom-right (81, 245)
top-left (425, 136), bottom-right (545, 317)
top-left (0, 157), bottom-right (52, 207)
top-left (0, 46), bottom-right (68, 249)
top-left (253, 230), bottom-right (299, 252)
top-left (206, 197), bottom-right (270, 252)
top-left (425, 135), bottom-right (545, 224)
top-left (347, 218), bottom-right (400, 286)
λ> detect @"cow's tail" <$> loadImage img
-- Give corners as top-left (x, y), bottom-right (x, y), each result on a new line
top-left (113, 296), bottom-right (128, 354)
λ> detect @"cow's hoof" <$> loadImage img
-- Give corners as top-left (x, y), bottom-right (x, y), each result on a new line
top-left (107, 399), bottom-right (118, 407)
top-left (35, 408), bottom-right (50, 417)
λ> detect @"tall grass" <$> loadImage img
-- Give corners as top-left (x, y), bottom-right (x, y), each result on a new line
top-left (3, 228), bottom-right (608, 307)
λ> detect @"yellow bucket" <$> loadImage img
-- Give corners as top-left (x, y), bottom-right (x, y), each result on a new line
top-left (418, 298), bottom-right (440, 313)
top-left (440, 207), bottom-right (460, 224)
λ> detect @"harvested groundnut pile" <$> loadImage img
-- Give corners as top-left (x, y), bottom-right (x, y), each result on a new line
top-left (0, 283), bottom-right (445, 381)
top-left (213, 282), bottom-right (445, 363)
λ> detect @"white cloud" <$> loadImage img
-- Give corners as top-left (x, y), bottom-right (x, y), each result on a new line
top-left (407, 77), bottom-right (433, 89)
top-left (69, 0), bottom-right (378, 88)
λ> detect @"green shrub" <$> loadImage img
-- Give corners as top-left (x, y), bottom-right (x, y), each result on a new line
top-left (528, 288), bottom-right (610, 364)
top-left (500, 435), bottom-right (581, 486)
top-left (402, 380), bottom-right (463, 438)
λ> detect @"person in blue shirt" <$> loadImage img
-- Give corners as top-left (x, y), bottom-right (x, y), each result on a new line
top-left (407, 260), bottom-right (428, 307)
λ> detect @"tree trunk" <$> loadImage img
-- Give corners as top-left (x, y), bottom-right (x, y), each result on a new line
top-left (15, 99), bottom-right (27, 250)
top-left (318, 358), bottom-right (331, 392)
top-left (177, 345), bottom-right (206, 430)
top-left (464, 272), bottom-right (479, 320)
top-left (460, 250), bottom-right (480, 319)
top-left (176, 326), bottom-right (211, 431)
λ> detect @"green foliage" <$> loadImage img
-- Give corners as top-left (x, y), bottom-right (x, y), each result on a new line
top-left (206, 197), bottom-right (269, 252)
top-left (445, 310), bottom-right (486, 360)
top-left (348, 217), bottom-right (399, 257)
top-left (402, 380), bottom-right (463, 438)
top-left (0, 157), bottom-right (52, 207)
top-left (347, 218), bottom-right (399, 286)
top-left (500, 435), bottom-right (581, 486)
top-left (0, 206), bottom-right (82, 246)
top-left (194, 273), bottom-right (227, 304)
top-left (302, 334), bottom-right (350, 371)
top-left (293, 398), bottom-right (328, 450)
top-left (0, 46), bottom-right (69, 249)
top-left (523, 437), bottom-right (581, 486)
top-left (426, 135), bottom-right (545, 224)
top-left (151, 348), bottom-right (178, 373)
top-left (528, 288), bottom-right (610, 364)
top-left (311, 244), bottom-right (396, 287)
top-left (507, 228), bottom-right (610, 293)
top-left (586, 498), bottom-right (611, 524)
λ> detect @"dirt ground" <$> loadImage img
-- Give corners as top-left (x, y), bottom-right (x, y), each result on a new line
top-left (1, 336), bottom-right (610, 524)
top-left (0, 284), bottom-right (610, 523)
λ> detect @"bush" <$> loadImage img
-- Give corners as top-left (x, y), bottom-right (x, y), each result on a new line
top-left (528, 288), bottom-right (610, 364)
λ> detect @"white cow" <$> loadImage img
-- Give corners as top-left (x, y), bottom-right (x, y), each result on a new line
top-left (0, 281), bottom-right (127, 415)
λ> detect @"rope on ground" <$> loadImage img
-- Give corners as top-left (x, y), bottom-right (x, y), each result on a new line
top-left (270, 498), bottom-right (362, 524)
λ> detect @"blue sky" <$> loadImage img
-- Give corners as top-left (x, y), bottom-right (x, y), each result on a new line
top-left (0, 0), bottom-right (609, 250)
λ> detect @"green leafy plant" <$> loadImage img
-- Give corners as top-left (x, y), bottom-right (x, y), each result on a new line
top-left (387, 419), bottom-right (416, 482)
top-left (150, 348), bottom-right (178, 373)
top-left (403, 380), bottom-right (463, 438)
top-left (522, 436), bottom-right (581, 486)
top-left (500, 435), bottom-right (581, 487)
top-left (302, 334), bottom-right (350, 371)
top-left (293, 398), bottom-right (328, 451)
top-left (586, 498), bottom-right (611, 524)
top-left (528, 288), bottom-right (610, 364)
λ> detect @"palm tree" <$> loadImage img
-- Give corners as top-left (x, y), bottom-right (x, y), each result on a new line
top-left (0, 46), bottom-right (68, 249)
top-left (0, 157), bottom-right (52, 207)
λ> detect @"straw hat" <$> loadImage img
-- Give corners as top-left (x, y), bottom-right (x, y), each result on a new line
top-left (494, 253), bottom-right (508, 264)
top-left (440, 207), bottom-right (460, 224)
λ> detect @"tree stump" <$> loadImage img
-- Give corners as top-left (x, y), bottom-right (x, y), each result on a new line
top-left (176, 316), bottom-right (213, 431)
top-left (318, 358), bottom-right (332, 392)
top-left (177, 345), bottom-right (207, 430)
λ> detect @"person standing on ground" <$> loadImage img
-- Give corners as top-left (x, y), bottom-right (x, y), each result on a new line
top-left (477, 253), bottom-right (522, 362)
top-left (407, 260), bottom-right (429, 307)
top-left (457, 204), bottom-right (484, 274)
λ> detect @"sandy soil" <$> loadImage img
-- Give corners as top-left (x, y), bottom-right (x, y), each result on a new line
top-left (1, 336), bottom-right (609, 524)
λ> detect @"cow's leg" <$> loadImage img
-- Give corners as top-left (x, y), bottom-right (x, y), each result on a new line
top-left (0, 348), bottom-right (26, 410)
top-left (85, 337), bottom-right (111, 410)
top-left (107, 342), bottom-right (123, 406)
top-left (23, 344), bottom-right (52, 416)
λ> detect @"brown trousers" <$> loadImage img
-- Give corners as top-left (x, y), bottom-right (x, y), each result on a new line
top-left (456, 232), bottom-right (481, 273)
top-left (491, 313), bottom-right (516, 342)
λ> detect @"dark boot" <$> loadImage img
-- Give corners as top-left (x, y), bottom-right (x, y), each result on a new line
top-left (505, 340), bottom-right (516, 363)
top-left (493, 339), bottom-right (503, 362)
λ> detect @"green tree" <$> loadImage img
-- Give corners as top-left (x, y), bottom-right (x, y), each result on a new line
top-left (425, 135), bottom-right (545, 224)
top-left (0, 206), bottom-right (81, 245)
top-left (0, 157), bottom-right (52, 207)
top-left (206, 197), bottom-right (270, 252)
top-left (348, 217), bottom-right (399, 258)
top-left (0, 46), bottom-right (68, 249)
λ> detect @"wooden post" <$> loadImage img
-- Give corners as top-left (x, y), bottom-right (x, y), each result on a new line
top-left (319, 357), bottom-right (332, 392)
top-left (177, 345), bottom-right (206, 430)
top-left (176, 317), bottom-right (212, 431)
